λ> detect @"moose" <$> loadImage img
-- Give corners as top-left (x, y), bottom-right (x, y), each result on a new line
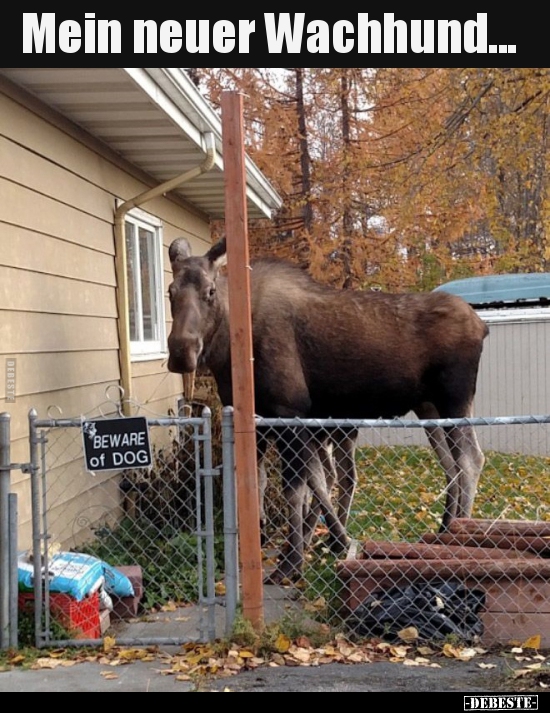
top-left (167, 237), bottom-right (488, 584)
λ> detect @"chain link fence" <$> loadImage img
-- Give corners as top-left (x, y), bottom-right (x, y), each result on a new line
top-left (256, 415), bottom-right (550, 649)
top-left (4, 408), bottom-right (550, 651)
top-left (14, 408), bottom-right (238, 648)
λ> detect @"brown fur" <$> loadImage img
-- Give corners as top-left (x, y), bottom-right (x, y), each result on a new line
top-left (167, 237), bottom-right (488, 582)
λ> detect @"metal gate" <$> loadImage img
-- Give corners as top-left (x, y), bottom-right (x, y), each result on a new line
top-left (1, 407), bottom-right (239, 649)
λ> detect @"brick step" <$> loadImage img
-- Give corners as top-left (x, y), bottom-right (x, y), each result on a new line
top-left (337, 557), bottom-right (550, 582)
top-left (420, 531), bottom-right (550, 555)
top-left (360, 540), bottom-right (539, 560)
top-left (339, 521), bottom-right (550, 647)
top-left (449, 517), bottom-right (550, 538)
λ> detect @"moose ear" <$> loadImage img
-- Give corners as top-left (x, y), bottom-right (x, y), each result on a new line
top-left (169, 237), bottom-right (192, 276)
top-left (206, 237), bottom-right (228, 272)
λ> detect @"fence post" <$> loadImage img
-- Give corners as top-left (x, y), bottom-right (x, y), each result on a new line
top-left (28, 408), bottom-right (43, 646)
top-left (201, 407), bottom-right (217, 642)
top-left (0, 412), bottom-right (11, 649)
top-left (222, 406), bottom-right (238, 635)
top-left (9, 493), bottom-right (18, 649)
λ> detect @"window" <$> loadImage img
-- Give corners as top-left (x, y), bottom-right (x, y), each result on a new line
top-left (125, 209), bottom-right (166, 359)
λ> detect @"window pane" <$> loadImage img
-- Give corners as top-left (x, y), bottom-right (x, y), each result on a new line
top-left (139, 227), bottom-right (158, 341)
top-left (125, 224), bottom-right (140, 342)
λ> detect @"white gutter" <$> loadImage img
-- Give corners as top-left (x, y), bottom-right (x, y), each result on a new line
top-left (114, 132), bottom-right (217, 415)
top-left (128, 67), bottom-right (282, 218)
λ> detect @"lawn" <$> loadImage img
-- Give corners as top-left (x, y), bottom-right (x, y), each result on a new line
top-left (348, 445), bottom-right (550, 542)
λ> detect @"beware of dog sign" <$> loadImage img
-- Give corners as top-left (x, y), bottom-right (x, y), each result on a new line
top-left (82, 416), bottom-right (152, 472)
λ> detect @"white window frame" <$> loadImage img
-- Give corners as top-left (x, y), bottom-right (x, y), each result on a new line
top-left (124, 206), bottom-right (167, 361)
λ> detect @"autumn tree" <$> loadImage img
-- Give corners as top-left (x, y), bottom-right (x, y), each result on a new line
top-left (191, 67), bottom-right (550, 291)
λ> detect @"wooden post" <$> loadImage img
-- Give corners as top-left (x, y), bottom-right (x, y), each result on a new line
top-left (220, 91), bottom-right (264, 630)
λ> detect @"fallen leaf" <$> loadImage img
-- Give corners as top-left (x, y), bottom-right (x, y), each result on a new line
top-left (33, 658), bottom-right (64, 669)
top-left (389, 645), bottom-right (409, 658)
top-left (275, 633), bottom-right (291, 653)
top-left (522, 635), bottom-right (541, 650)
top-left (304, 597), bottom-right (327, 613)
top-left (100, 672), bottom-right (119, 680)
top-left (398, 626), bottom-right (418, 643)
top-left (118, 648), bottom-right (153, 661)
top-left (103, 636), bottom-right (117, 653)
top-left (478, 663), bottom-right (497, 670)
top-left (443, 643), bottom-right (471, 659)
top-left (160, 601), bottom-right (177, 612)
top-left (47, 650), bottom-right (67, 659)
top-left (238, 650), bottom-right (255, 659)
top-left (457, 648), bottom-right (478, 661)
top-left (288, 647), bottom-right (311, 663)
top-left (514, 668), bottom-right (532, 679)
top-left (9, 655), bottom-right (26, 666)
top-left (417, 646), bottom-right (435, 656)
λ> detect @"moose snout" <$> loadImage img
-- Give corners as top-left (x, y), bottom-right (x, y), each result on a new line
top-left (167, 333), bottom-right (203, 374)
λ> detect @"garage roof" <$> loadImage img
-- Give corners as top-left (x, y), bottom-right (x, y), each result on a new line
top-left (433, 272), bottom-right (550, 309)
top-left (0, 67), bottom-right (282, 220)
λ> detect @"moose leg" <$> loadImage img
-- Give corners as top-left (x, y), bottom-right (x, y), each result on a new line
top-left (301, 432), bottom-right (350, 556)
top-left (258, 457), bottom-right (268, 545)
top-left (423, 424), bottom-right (460, 531)
top-left (331, 428), bottom-right (358, 531)
top-left (303, 429), bottom-right (358, 554)
top-left (264, 427), bottom-right (310, 584)
top-left (445, 422), bottom-right (485, 519)
top-left (303, 439), bottom-right (338, 549)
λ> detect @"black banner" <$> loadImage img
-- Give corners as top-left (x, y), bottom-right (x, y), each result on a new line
top-left (2, 12), bottom-right (538, 66)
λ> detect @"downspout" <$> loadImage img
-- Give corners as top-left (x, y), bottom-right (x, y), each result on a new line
top-left (114, 132), bottom-right (217, 416)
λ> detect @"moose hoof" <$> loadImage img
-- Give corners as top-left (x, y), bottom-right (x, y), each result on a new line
top-left (326, 534), bottom-right (351, 556)
top-left (264, 567), bottom-right (303, 586)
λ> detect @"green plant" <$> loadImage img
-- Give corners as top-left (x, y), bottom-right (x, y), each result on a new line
top-left (228, 605), bottom-right (333, 656)
top-left (229, 609), bottom-right (259, 648)
top-left (80, 517), bottom-right (226, 610)
top-left (16, 607), bottom-right (72, 648)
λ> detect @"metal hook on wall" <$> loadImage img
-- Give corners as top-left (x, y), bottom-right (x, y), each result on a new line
top-left (105, 384), bottom-right (126, 417)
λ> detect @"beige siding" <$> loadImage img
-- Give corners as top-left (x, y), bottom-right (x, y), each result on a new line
top-left (0, 312), bottom-right (118, 355)
top-left (0, 87), bottom-right (213, 549)
top-left (1, 223), bottom-right (116, 283)
top-left (472, 317), bottom-right (550, 456)
top-left (0, 266), bottom-right (117, 316)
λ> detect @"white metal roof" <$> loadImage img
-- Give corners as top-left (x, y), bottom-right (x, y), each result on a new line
top-left (0, 67), bottom-right (282, 220)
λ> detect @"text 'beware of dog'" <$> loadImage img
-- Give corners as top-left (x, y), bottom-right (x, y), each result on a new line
top-left (82, 416), bottom-right (152, 472)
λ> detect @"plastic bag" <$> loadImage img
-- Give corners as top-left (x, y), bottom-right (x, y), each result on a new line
top-left (346, 578), bottom-right (486, 643)
top-left (102, 562), bottom-right (134, 598)
top-left (18, 552), bottom-right (134, 601)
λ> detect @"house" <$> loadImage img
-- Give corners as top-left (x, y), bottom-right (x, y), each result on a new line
top-left (434, 273), bottom-right (550, 456)
top-left (0, 68), bottom-right (282, 549)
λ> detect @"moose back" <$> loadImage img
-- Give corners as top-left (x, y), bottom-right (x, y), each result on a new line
top-left (167, 237), bottom-right (489, 582)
